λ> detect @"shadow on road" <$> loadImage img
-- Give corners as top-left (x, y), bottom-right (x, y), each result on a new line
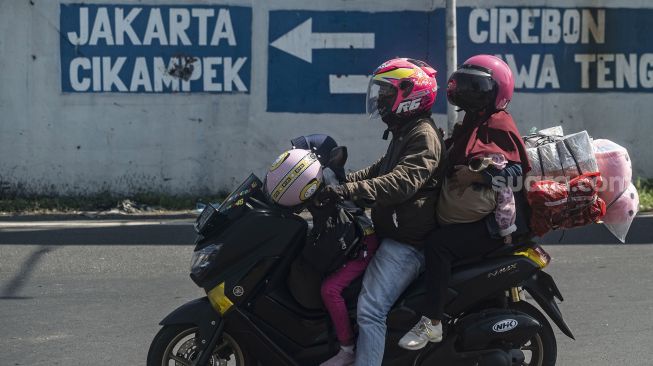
top-left (0, 245), bottom-right (55, 299)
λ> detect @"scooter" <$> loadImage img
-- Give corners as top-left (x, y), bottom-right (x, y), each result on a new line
top-left (147, 150), bottom-right (573, 366)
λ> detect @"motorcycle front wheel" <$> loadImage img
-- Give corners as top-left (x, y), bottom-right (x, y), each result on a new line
top-left (510, 301), bottom-right (557, 366)
top-left (147, 324), bottom-right (253, 366)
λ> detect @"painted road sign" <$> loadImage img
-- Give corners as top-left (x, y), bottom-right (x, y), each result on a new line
top-left (60, 4), bottom-right (252, 93)
top-left (268, 11), bottom-right (446, 114)
top-left (457, 7), bottom-right (653, 92)
top-left (269, 7), bottom-right (653, 115)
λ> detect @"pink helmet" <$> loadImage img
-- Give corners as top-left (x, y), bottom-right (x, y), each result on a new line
top-left (265, 149), bottom-right (323, 207)
top-left (366, 58), bottom-right (438, 120)
top-left (447, 55), bottom-right (514, 111)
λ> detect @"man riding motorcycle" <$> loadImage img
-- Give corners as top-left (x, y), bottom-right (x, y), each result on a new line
top-left (319, 57), bottom-right (446, 366)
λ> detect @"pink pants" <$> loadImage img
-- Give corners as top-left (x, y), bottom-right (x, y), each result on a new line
top-left (320, 234), bottom-right (379, 345)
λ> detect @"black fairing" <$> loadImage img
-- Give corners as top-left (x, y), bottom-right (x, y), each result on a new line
top-left (386, 256), bottom-right (540, 321)
top-left (456, 309), bottom-right (541, 350)
top-left (192, 208), bottom-right (307, 293)
top-left (446, 257), bottom-right (540, 314)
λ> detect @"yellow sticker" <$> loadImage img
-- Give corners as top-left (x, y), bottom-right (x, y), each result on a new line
top-left (300, 179), bottom-right (321, 202)
top-left (269, 151), bottom-right (290, 171)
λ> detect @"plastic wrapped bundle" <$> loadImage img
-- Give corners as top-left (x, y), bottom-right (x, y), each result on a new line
top-left (602, 184), bottom-right (639, 243)
top-left (524, 126), bottom-right (564, 148)
top-left (593, 139), bottom-right (632, 205)
top-left (527, 131), bottom-right (598, 180)
top-left (527, 172), bottom-right (606, 236)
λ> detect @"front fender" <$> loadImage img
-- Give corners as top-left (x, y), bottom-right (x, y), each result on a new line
top-left (523, 271), bottom-right (575, 339)
top-left (160, 297), bottom-right (222, 344)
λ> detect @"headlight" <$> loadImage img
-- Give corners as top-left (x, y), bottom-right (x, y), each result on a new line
top-left (190, 244), bottom-right (222, 278)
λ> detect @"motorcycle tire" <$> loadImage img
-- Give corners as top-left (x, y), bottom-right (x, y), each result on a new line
top-left (510, 301), bottom-right (557, 366)
top-left (147, 324), bottom-right (255, 366)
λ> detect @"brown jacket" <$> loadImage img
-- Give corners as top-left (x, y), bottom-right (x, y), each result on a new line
top-left (343, 117), bottom-right (446, 246)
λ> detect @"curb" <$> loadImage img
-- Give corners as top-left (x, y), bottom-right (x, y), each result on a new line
top-left (0, 213), bottom-right (650, 246)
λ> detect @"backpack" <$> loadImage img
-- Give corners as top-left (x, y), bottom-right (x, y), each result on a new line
top-left (301, 203), bottom-right (365, 275)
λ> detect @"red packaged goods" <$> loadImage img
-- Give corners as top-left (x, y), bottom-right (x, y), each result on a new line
top-left (527, 172), bottom-right (607, 236)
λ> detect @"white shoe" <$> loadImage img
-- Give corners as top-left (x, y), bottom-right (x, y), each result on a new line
top-left (398, 316), bottom-right (443, 350)
top-left (319, 348), bottom-right (355, 366)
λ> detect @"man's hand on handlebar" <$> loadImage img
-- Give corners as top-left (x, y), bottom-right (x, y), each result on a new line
top-left (314, 185), bottom-right (346, 207)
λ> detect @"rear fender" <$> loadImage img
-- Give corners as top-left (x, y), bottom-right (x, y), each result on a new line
top-left (523, 272), bottom-right (575, 339)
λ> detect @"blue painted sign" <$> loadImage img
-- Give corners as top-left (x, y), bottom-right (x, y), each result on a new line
top-left (60, 4), bottom-right (252, 93)
top-left (267, 11), bottom-right (446, 114)
top-left (456, 7), bottom-right (653, 93)
top-left (269, 7), bottom-right (653, 114)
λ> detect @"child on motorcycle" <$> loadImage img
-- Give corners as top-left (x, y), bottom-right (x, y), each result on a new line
top-left (290, 134), bottom-right (380, 366)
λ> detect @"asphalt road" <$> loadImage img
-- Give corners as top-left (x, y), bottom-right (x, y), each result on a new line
top-left (0, 220), bottom-right (652, 365)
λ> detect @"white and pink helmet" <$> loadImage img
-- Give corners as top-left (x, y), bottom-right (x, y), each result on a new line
top-left (264, 149), bottom-right (323, 207)
top-left (447, 55), bottom-right (514, 111)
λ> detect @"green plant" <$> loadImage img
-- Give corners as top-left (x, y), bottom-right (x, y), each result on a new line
top-left (636, 178), bottom-right (653, 212)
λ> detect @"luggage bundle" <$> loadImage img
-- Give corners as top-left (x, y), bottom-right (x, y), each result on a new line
top-left (523, 127), bottom-right (638, 242)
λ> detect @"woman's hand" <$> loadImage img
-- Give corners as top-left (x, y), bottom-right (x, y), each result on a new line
top-left (448, 165), bottom-right (485, 196)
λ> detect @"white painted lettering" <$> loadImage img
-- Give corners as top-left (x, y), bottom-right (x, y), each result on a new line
top-left (520, 9), bottom-right (539, 44)
top-left (203, 57), bottom-right (223, 91)
top-left (469, 9), bottom-right (489, 43)
top-left (70, 58), bottom-right (91, 91)
top-left (615, 53), bottom-right (637, 88)
top-left (192, 8), bottom-right (214, 46)
top-left (582, 9), bottom-right (605, 44)
top-left (169, 8), bottom-right (191, 46)
top-left (211, 9), bottom-right (237, 46)
top-left (89, 7), bottom-right (114, 46)
top-left (597, 54), bottom-right (615, 88)
top-left (505, 54), bottom-right (538, 88)
top-left (130, 57), bottom-right (152, 91)
top-left (639, 54), bottom-right (653, 88)
top-left (562, 10), bottom-right (581, 44)
top-left (92, 57), bottom-right (102, 91)
top-left (67, 7), bottom-right (89, 45)
top-left (575, 54), bottom-right (596, 89)
top-left (537, 54), bottom-right (560, 88)
top-left (181, 59), bottom-right (202, 92)
top-left (541, 9), bottom-right (561, 44)
top-left (102, 56), bottom-right (128, 91)
top-left (224, 57), bottom-right (247, 91)
top-left (498, 9), bottom-right (519, 43)
top-left (143, 8), bottom-right (169, 46)
top-left (115, 8), bottom-right (142, 45)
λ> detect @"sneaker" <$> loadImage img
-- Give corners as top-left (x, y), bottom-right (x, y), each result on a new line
top-left (398, 316), bottom-right (443, 350)
top-left (319, 348), bottom-right (355, 366)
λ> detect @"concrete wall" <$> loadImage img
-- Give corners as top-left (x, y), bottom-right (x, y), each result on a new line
top-left (1, 0), bottom-right (652, 195)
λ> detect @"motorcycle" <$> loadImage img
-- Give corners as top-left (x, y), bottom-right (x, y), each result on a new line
top-left (147, 150), bottom-right (574, 366)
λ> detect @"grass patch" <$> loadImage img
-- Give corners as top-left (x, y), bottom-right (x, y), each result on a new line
top-left (0, 192), bottom-right (225, 214)
top-left (636, 178), bottom-right (653, 213)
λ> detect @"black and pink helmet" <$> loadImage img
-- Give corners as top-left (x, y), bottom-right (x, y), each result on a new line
top-left (447, 55), bottom-right (514, 112)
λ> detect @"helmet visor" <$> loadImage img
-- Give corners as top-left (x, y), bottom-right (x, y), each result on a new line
top-left (446, 69), bottom-right (497, 111)
top-left (366, 79), bottom-right (397, 119)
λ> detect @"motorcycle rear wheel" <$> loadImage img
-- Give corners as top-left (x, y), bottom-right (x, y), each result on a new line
top-left (147, 324), bottom-right (253, 366)
top-left (510, 301), bottom-right (557, 366)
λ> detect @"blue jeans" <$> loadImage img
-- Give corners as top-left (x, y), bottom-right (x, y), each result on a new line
top-left (354, 238), bottom-right (425, 366)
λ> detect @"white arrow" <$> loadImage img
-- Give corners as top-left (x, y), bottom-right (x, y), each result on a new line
top-left (270, 18), bottom-right (375, 63)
